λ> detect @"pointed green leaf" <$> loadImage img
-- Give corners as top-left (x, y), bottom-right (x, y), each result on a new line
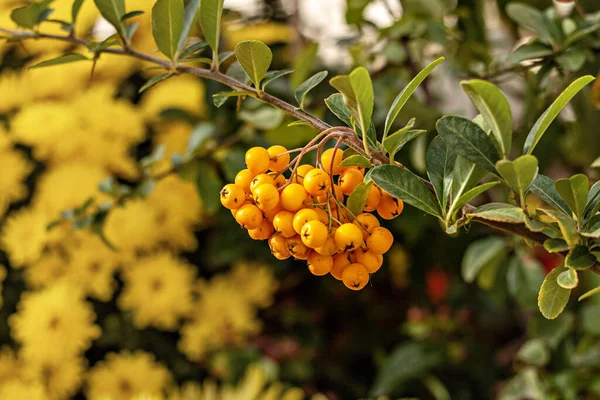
top-left (234, 40), bottom-right (272, 87)
top-left (199, 0), bottom-right (225, 58)
top-left (540, 209), bottom-right (580, 248)
top-left (382, 118), bottom-right (414, 153)
top-left (426, 136), bottom-right (456, 213)
top-left (538, 265), bottom-right (571, 319)
top-left (177, 0), bottom-right (200, 55)
top-left (529, 175), bottom-right (572, 216)
top-left (179, 40), bottom-right (208, 59)
top-left (579, 286), bottom-right (600, 302)
top-left (139, 72), bottom-right (174, 93)
top-left (523, 75), bottom-right (595, 154)
top-left (384, 57), bottom-right (444, 137)
top-left (178, 56), bottom-right (211, 64)
top-left (121, 10), bottom-right (144, 21)
top-left (323, 93), bottom-right (375, 148)
top-left (29, 53), bottom-right (89, 69)
top-left (557, 268), bottom-right (578, 289)
top-left (565, 245), bottom-right (596, 270)
top-left (467, 203), bottom-right (526, 223)
top-left (447, 156), bottom-right (487, 218)
top-left (369, 164), bottom-right (441, 217)
top-left (582, 222), bottom-right (600, 238)
top-left (212, 90), bottom-right (253, 108)
top-left (151, 0), bottom-right (184, 61)
top-left (262, 69), bottom-right (294, 90)
top-left (93, 0), bottom-right (125, 34)
top-left (461, 80), bottom-right (512, 156)
top-left (496, 155), bottom-right (538, 201)
top-left (339, 155), bottom-right (372, 168)
top-left (453, 182), bottom-right (501, 215)
top-left (72, 0), bottom-right (85, 24)
top-left (436, 116), bottom-right (500, 174)
top-left (347, 181), bottom-right (373, 219)
top-left (555, 174), bottom-right (589, 220)
top-left (295, 71), bottom-right (328, 108)
top-left (461, 236), bottom-right (507, 283)
top-left (544, 239), bottom-right (569, 254)
top-left (584, 181), bottom-right (600, 220)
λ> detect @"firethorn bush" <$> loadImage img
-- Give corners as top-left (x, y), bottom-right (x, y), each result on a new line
top-left (1, 0), bottom-right (600, 398)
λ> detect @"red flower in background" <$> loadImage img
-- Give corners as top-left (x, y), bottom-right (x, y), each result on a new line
top-left (426, 268), bottom-right (450, 304)
top-left (533, 246), bottom-right (562, 275)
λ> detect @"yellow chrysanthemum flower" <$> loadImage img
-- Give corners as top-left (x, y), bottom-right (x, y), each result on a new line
top-left (0, 346), bottom-right (20, 384)
top-left (9, 283), bottom-right (101, 362)
top-left (0, 207), bottom-right (50, 267)
top-left (118, 252), bottom-right (196, 330)
top-left (0, 147), bottom-right (33, 218)
top-left (0, 71), bottom-right (30, 114)
top-left (0, 379), bottom-right (48, 400)
top-left (87, 351), bottom-right (172, 400)
top-left (104, 199), bottom-right (161, 253)
top-left (23, 250), bottom-right (68, 289)
top-left (20, 354), bottom-right (87, 399)
top-left (141, 75), bottom-right (206, 120)
top-left (229, 262), bottom-right (279, 308)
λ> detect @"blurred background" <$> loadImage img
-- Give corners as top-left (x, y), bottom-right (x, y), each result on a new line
top-left (1, 0), bottom-right (600, 399)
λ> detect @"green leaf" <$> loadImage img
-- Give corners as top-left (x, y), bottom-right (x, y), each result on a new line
top-left (538, 265), bottom-right (571, 320)
top-left (294, 71), bottom-right (327, 108)
top-left (582, 222), bottom-right (600, 238)
top-left (557, 268), bottom-right (578, 289)
top-left (121, 10), bottom-right (144, 21)
top-left (530, 175), bottom-right (572, 216)
top-left (579, 286), bottom-right (600, 302)
top-left (212, 90), bottom-right (253, 108)
top-left (11, 1), bottom-right (54, 29)
top-left (382, 118), bottom-right (414, 153)
top-left (238, 107), bottom-right (284, 130)
top-left (178, 56), bottom-right (211, 64)
top-left (234, 40), bottom-right (273, 87)
top-left (177, 0), bottom-right (200, 55)
top-left (544, 238), bottom-right (569, 254)
top-left (517, 339), bottom-right (550, 367)
top-left (72, 0), bottom-right (85, 24)
top-left (523, 75), bottom-right (595, 154)
top-left (93, 0), bottom-right (125, 34)
top-left (585, 181), bottom-right (600, 220)
top-left (540, 209), bottom-right (580, 248)
top-left (461, 236), bottom-right (507, 283)
top-left (179, 40), bottom-right (208, 59)
top-left (139, 72), bottom-right (174, 93)
top-left (324, 93), bottom-right (378, 149)
top-left (436, 116), bottom-right (500, 174)
top-left (346, 181), bottom-right (373, 219)
top-left (506, 3), bottom-right (554, 44)
top-left (196, 161), bottom-right (222, 214)
top-left (29, 53), bottom-right (89, 69)
top-left (452, 182), bottom-right (501, 215)
top-left (565, 245), bottom-right (596, 270)
top-left (466, 203), bottom-right (525, 224)
top-left (461, 79), bottom-right (512, 156)
top-left (510, 41), bottom-right (554, 64)
top-left (496, 155), bottom-right (538, 202)
top-left (339, 155), bottom-right (372, 168)
top-left (186, 122), bottom-right (215, 155)
top-left (566, 22), bottom-right (600, 46)
top-left (151, 0), bottom-right (184, 61)
top-left (199, 0), bottom-right (225, 58)
top-left (556, 48), bottom-right (588, 72)
top-left (447, 156), bottom-right (487, 218)
top-left (555, 174), bottom-right (589, 220)
top-left (426, 136), bottom-right (456, 213)
top-left (525, 216), bottom-right (560, 237)
top-left (290, 43), bottom-right (318, 88)
top-left (262, 69), bottom-right (294, 90)
top-left (140, 145), bottom-right (166, 168)
top-left (369, 165), bottom-right (441, 217)
top-left (383, 57), bottom-right (444, 137)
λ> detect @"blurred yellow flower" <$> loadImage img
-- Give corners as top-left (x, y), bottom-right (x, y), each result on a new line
top-left (0, 379), bottom-right (48, 400)
top-left (230, 262), bottom-right (279, 308)
top-left (141, 75), bottom-right (206, 120)
top-left (104, 199), bottom-right (161, 253)
top-left (0, 265), bottom-right (5, 310)
top-left (20, 354), bottom-right (87, 399)
top-left (223, 22), bottom-right (295, 48)
top-left (119, 252), bottom-right (196, 330)
top-left (87, 350), bottom-right (172, 400)
top-left (23, 250), bottom-right (68, 289)
top-left (0, 207), bottom-right (49, 267)
top-left (0, 147), bottom-right (32, 217)
top-left (0, 346), bottom-right (20, 384)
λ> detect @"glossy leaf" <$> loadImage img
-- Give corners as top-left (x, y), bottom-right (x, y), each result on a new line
top-left (151, 0), bottom-right (184, 61)
top-left (325, 91), bottom-right (377, 149)
top-left (426, 136), bottom-right (456, 213)
top-left (543, 239), bottom-right (569, 254)
top-left (177, 0), bottom-right (200, 55)
top-left (447, 156), bottom-right (487, 218)
top-left (555, 174), bottom-right (589, 220)
top-left (234, 40), bottom-right (273, 87)
top-left (452, 182), bottom-right (501, 216)
top-left (139, 72), bottom-right (174, 93)
top-left (262, 69), bottom-right (294, 90)
top-left (339, 155), bottom-right (372, 168)
top-left (347, 181), bottom-right (373, 219)
top-left (199, 0), bottom-right (225, 57)
top-left (295, 71), bottom-right (328, 108)
top-left (557, 268), bottom-right (578, 290)
top-left (523, 75), bottom-right (595, 154)
top-left (461, 236), bottom-right (506, 283)
top-left (496, 155), bottom-right (538, 202)
top-left (93, 0), bottom-right (125, 34)
top-left (538, 265), bottom-right (571, 320)
top-left (540, 209), bottom-right (580, 248)
top-left (529, 174), bottom-right (572, 216)
top-left (369, 164), bottom-right (440, 217)
top-left (436, 116), bottom-right (500, 173)
top-left (565, 245), bottom-right (596, 270)
top-left (466, 203), bottom-right (525, 224)
top-left (29, 53), bottom-right (89, 69)
top-left (384, 57), bottom-right (444, 137)
top-left (384, 127), bottom-right (426, 161)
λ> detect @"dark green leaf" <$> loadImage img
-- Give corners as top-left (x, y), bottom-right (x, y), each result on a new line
top-left (565, 245), bottom-right (596, 270)
top-left (496, 155), bottom-right (538, 202)
top-left (234, 40), bottom-right (272, 87)
top-left (152, 0), bottom-right (184, 61)
top-left (295, 71), bottom-right (327, 108)
top-left (530, 174), bottom-right (572, 216)
top-left (369, 164), bottom-right (441, 217)
top-left (262, 69), bottom-right (294, 90)
top-left (544, 239), bottom-right (569, 254)
top-left (121, 10), bottom-right (143, 21)
top-left (139, 72), bottom-right (174, 93)
top-left (346, 181), bottom-right (373, 219)
top-left (555, 174), bottom-right (589, 220)
top-left (339, 155), bottom-right (372, 168)
top-left (447, 156), bottom-right (487, 218)
top-left (72, 0), bottom-right (85, 24)
top-left (29, 53), bottom-right (89, 69)
top-left (179, 40), bottom-right (208, 59)
top-left (557, 268), bottom-right (578, 289)
top-left (199, 0), bottom-right (225, 58)
top-left (540, 209), bottom-right (580, 248)
top-left (178, 56), bottom-right (211, 64)
top-left (461, 236), bottom-right (507, 283)
top-left (196, 161), bottom-right (222, 214)
top-left (466, 203), bottom-right (525, 224)
top-left (93, 0), bottom-right (125, 34)
top-left (538, 265), bottom-right (571, 319)
top-left (426, 136), bottom-right (456, 213)
top-left (582, 222), bottom-right (600, 238)
top-left (585, 181), bottom-right (600, 220)
top-left (436, 116), bottom-right (500, 173)
top-left (178, 0), bottom-right (200, 55)
top-left (556, 48), bottom-right (588, 72)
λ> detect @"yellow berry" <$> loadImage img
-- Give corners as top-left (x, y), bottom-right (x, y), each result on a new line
top-left (377, 194), bottom-right (404, 220)
top-left (338, 168), bottom-right (364, 195)
top-left (248, 219), bottom-right (274, 240)
top-left (281, 183), bottom-right (308, 212)
top-left (292, 208), bottom-right (319, 235)
top-left (234, 169), bottom-right (255, 194)
top-left (263, 202), bottom-right (283, 222)
top-left (301, 220), bottom-right (328, 248)
top-left (253, 184), bottom-right (280, 211)
top-left (310, 206), bottom-right (329, 225)
top-left (307, 251), bottom-right (333, 276)
top-left (294, 164), bottom-right (314, 184)
top-left (367, 227), bottom-right (394, 255)
top-left (250, 173), bottom-right (275, 194)
top-left (245, 147), bottom-right (271, 174)
top-left (321, 148), bottom-right (344, 175)
top-left (342, 263), bottom-right (369, 290)
top-left (286, 236), bottom-right (310, 260)
top-left (334, 223), bottom-right (363, 252)
top-left (235, 204), bottom-right (263, 230)
top-left (353, 213), bottom-right (380, 240)
top-left (331, 253), bottom-right (352, 280)
top-left (303, 168), bottom-right (331, 196)
top-left (269, 233), bottom-right (291, 260)
top-left (273, 211), bottom-right (297, 238)
top-left (363, 185), bottom-right (382, 212)
top-left (268, 145), bottom-right (290, 172)
top-left (354, 248), bottom-right (383, 273)
top-left (220, 184), bottom-right (246, 210)
top-left (271, 173), bottom-right (286, 189)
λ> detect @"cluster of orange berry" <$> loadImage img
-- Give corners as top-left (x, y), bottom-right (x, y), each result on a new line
top-left (219, 144), bottom-right (404, 290)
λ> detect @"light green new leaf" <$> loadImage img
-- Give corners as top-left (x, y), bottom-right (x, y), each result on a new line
top-left (529, 174), bottom-right (572, 216)
top-left (461, 236), bottom-right (507, 283)
top-left (523, 75), bottom-right (595, 154)
top-left (461, 79), bottom-right (512, 156)
top-left (555, 174), bottom-right (589, 220)
top-left (347, 181), bottom-right (373, 219)
top-left (538, 265), bottom-right (571, 320)
top-left (382, 118), bottom-right (414, 153)
top-left (29, 53), bottom-right (89, 69)
top-left (543, 239), bottom-right (569, 254)
top-left (467, 203), bottom-right (525, 224)
top-left (234, 40), bottom-right (272, 87)
top-left (579, 286), bottom-right (600, 302)
top-left (199, 0), bottom-right (225, 56)
top-left (452, 182), bottom-right (500, 215)
top-left (139, 72), bottom-right (174, 93)
top-left (540, 209), bottom-right (580, 248)
top-left (496, 155), bottom-right (538, 202)
top-left (565, 245), bottom-right (596, 270)
top-left (262, 69), bottom-right (294, 90)
top-left (177, 0), bottom-right (200, 55)
top-left (369, 165), bottom-right (441, 218)
top-left (339, 155), bottom-right (372, 168)
top-left (426, 136), bottom-right (456, 213)
top-left (152, 0), bottom-right (184, 61)
top-left (93, 0), bottom-right (125, 34)
top-left (295, 71), bottom-right (328, 108)
top-left (384, 57), bottom-right (444, 137)
top-left (557, 268), bottom-right (578, 290)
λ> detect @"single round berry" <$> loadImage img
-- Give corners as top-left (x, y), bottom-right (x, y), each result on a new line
top-left (271, 173), bottom-right (286, 189)
top-left (301, 220), bottom-right (328, 248)
top-left (250, 173), bottom-right (275, 194)
top-left (331, 253), bottom-right (352, 280)
top-left (315, 229), bottom-right (339, 256)
top-left (235, 204), bottom-right (263, 230)
top-left (338, 168), bottom-right (364, 195)
top-left (294, 164), bottom-right (314, 184)
top-left (281, 183), bottom-right (308, 212)
top-left (267, 145), bottom-right (290, 172)
top-left (269, 233), bottom-right (291, 260)
top-left (335, 223), bottom-right (364, 252)
top-left (220, 184), bottom-right (246, 210)
top-left (286, 236), bottom-right (310, 260)
top-left (253, 184), bottom-right (280, 211)
top-left (354, 248), bottom-right (383, 273)
top-left (321, 148), bottom-right (344, 175)
top-left (245, 147), bottom-right (271, 174)
top-left (307, 251), bottom-right (333, 276)
top-left (248, 219), bottom-right (274, 240)
top-left (273, 211), bottom-right (297, 238)
top-left (353, 213), bottom-right (380, 240)
top-left (377, 194), bottom-right (404, 220)
top-left (342, 263), bottom-right (369, 290)
top-left (292, 208), bottom-right (319, 235)
top-left (363, 185), bottom-right (382, 212)
top-left (303, 169), bottom-right (331, 196)
top-left (367, 227), bottom-right (394, 255)
top-left (234, 169), bottom-right (255, 194)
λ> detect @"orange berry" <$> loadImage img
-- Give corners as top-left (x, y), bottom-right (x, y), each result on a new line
top-left (367, 227), bottom-right (394, 255)
top-left (354, 248), bottom-right (383, 273)
top-left (253, 184), bottom-right (280, 211)
top-left (353, 213), bottom-right (380, 240)
top-left (301, 220), bottom-right (328, 248)
top-left (307, 251), bottom-right (333, 276)
top-left (310, 206), bottom-right (329, 225)
top-left (317, 185), bottom-right (344, 207)
top-left (292, 209), bottom-right (319, 235)
top-left (342, 263), bottom-right (369, 290)
top-left (303, 169), bottom-right (331, 196)
top-left (363, 186), bottom-right (382, 212)
top-left (263, 202), bottom-right (283, 222)
top-left (331, 253), bottom-right (352, 280)
top-left (220, 184), bottom-right (246, 210)
top-left (273, 211), bottom-right (296, 238)
top-left (286, 236), bottom-right (310, 260)
top-left (271, 173), bottom-right (286, 189)
top-left (315, 229), bottom-right (339, 256)
top-left (245, 147), bottom-right (271, 174)
top-left (267, 145), bottom-right (290, 172)
top-left (235, 204), bottom-right (263, 230)
top-left (281, 183), bottom-right (308, 212)
top-left (321, 148), bottom-right (344, 175)
top-left (334, 223), bottom-right (363, 252)
top-left (377, 194), bottom-right (404, 220)
top-left (250, 173), bottom-right (275, 194)
top-left (269, 233), bottom-right (291, 259)
top-left (248, 219), bottom-right (274, 240)
top-left (338, 168), bottom-right (364, 195)
top-left (294, 164), bottom-right (314, 184)
top-left (234, 169), bottom-right (255, 194)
